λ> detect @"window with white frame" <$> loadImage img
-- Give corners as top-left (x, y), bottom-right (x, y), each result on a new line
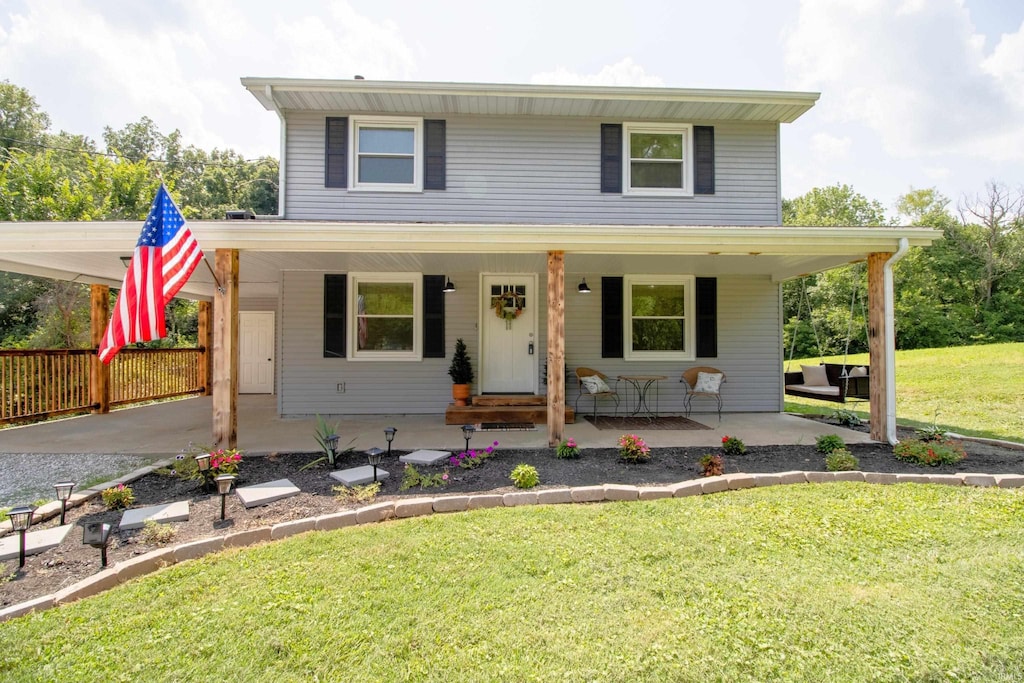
top-left (348, 273), bottom-right (421, 360)
top-left (623, 123), bottom-right (693, 196)
top-left (349, 116), bottom-right (423, 191)
top-left (624, 274), bottom-right (695, 360)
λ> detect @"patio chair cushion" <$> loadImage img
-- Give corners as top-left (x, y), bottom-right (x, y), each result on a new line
top-left (801, 364), bottom-right (829, 387)
top-left (580, 375), bottom-right (611, 394)
top-left (848, 366), bottom-right (867, 377)
top-left (693, 371), bottom-right (723, 393)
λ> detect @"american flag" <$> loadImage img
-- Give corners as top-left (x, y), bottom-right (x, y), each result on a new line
top-left (98, 185), bottom-right (204, 364)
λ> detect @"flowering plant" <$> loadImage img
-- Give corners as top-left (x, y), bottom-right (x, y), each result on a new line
top-left (400, 463), bottom-right (450, 490)
top-left (698, 453), bottom-right (723, 477)
top-left (208, 448), bottom-right (243, 476)
top-left (556, 437), bottom-right (581, 459)
top-left (893, 438), bottom-right (966, 466)
top-left (720, 435), bottom-right (746, 455)
top-left (101, 483), bottom-right (135, 510)
top-left (618, 434), bottom-right (651, 463)
top-left (450, 440), bottom-right (499, 469)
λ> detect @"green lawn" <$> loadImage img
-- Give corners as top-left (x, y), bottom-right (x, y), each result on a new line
top-left (786, 341), bottom-right (1024, 441)
top-left (3, 484), bottom-right (1024, 681)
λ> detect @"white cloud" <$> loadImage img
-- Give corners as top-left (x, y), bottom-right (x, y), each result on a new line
top-left (810, 132), bottom-right (852, 160)
top-left (530, 58), bottom-right (665, 87)
top-left (784, 0), bottom-right (1024, 162)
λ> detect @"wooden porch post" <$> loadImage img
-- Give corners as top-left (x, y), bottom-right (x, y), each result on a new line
top-left (213, 249), bottom-right (239, 448)
top-left (546, 251), bottom-right (566, 447)
top-left (89, 284), bottom-right (110, 414)
top-left (867, 253), bottom-right (888, 442)
top-left (197, 300), bottom-right (213, 396)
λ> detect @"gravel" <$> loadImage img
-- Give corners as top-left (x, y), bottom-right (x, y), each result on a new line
top-left (0, 453), bottom-right (162, 508)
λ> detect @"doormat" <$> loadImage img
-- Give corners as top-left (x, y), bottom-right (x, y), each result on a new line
top-left (475, 423), bottom-right (537, 432)
top-left (583, 415), bottom-right (711, 431)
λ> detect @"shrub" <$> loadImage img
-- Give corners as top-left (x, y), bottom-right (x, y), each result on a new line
top-left (915, 424), bottom-right (947, 442)
top-left (825, 448), bottom-right (859, 472)
top-left (400, 464), bottom-right (449, 491)
top-left (720, 435), bottom-right (746, 455)
top-left (176, 444), bottom-right (244, 480)
top-left (618, 434), bottom-right (651, 463)
top-left (450, 440), bottom-right (499, 469)
top-left (510, 464), bottom-right (540, 489)
top-left (556, 438), bottom-right (581, 459)
top-left (140, 520), bottom-right (177, 545)
top-left (699, 453), bottom-right (724, 477)
top-left (816, 434), bottom-right (846, 454)
top-left (894, 438), bottom-right (966, 467)
top-left (829, 409), bottom-right (862, 427)
top-left (333, 482), bottom-right (382, 504)
top-left (101, 483), bottom-right (134, 510)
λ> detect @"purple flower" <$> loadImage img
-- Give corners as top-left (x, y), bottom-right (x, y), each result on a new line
top-left (493, 441), bottom-right (500, 447)
top-left (485, 446), bottom-right (494, 454)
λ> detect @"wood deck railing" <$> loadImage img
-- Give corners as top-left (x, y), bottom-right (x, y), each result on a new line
top-left (0, 348), bottom-right (205, 424)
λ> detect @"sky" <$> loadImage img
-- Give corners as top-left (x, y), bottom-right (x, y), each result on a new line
top-left (1, 0), bottom-right (1023, 218)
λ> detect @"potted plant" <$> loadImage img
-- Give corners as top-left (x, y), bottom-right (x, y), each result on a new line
top-left (448, 338), bottom-right (474, 406)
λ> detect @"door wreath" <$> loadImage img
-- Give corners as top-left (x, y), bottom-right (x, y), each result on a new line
top-left (493, 288), bottom-right (525, 324)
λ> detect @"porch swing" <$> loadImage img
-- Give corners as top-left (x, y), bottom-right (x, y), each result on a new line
top-left (783, 275), bottom-right (871, 404)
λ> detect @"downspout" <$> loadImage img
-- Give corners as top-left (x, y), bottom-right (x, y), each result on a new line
top-left (884, 237), bottom-right (910, 445)
top-left (264, 85), bottom-right (286, 217)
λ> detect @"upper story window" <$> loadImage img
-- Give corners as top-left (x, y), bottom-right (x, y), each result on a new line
top-left (624, 274), bottom-right (696, 361)
top-left (623, 123), bottom-right (694, 196)
top-left (348, 272), bottom-right (422, 360)
top-left (349, 116), bottom-right (423, 192)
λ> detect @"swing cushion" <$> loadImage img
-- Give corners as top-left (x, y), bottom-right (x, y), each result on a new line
top-left (801, 364), bottom-right (829, 387)
top-left (848, 366), bottom-right (867, 377)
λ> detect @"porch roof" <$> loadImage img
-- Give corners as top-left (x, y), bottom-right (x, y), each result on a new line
top-left (0, 221), bottom-right (940, 300)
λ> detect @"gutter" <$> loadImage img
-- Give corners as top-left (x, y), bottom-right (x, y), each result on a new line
top-left (264, 85), bottom-right (286, 218)
top-left (884, 237), bottom-right (910, 445)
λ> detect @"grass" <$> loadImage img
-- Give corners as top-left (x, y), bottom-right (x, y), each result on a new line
top-left (3, 484), bottom-right (1024, 681)
top-left (785, 341), bottom-right (1024, 442)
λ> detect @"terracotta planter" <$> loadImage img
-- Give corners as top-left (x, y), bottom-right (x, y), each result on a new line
top-left (452, 383), bottom-right (471, 407)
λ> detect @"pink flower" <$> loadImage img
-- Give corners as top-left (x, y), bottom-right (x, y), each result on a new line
top-left (442, 473), bottom-right (449, 481)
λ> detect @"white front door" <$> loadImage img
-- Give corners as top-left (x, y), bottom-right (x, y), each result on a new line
top-left (239, 311), bottom-right (275, 394)
top-left (481, 274), bottom-right (537, 394)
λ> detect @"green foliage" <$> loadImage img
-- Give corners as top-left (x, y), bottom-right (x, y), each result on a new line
top-left (449, 441), bottom-right (499, 469)
top-left (828, 409), bottom-right (862, 427)
top-left (306, 414), bottom-right (346, 469)
top-left (825, 448), bottom-right (859, 471)
top-left (0, 81), bottom-right (51, 152)
top-left (332, 482), bottom-right (381, 505)
top-left (509, 463), bottom-right (540, 489)
top-left (894, 438), bottom-right (967, 467)
top-left (100, 484), bottom-right (134, 510)
top-left (140, 520), bottom-right (177, 545)
top-left (815, 434), bottom-right (846, 454)
top-left (400, 464), bottom-right (449, 491)
top-left (698, 453), bottom-right (723, 477)
top-left (448, 337), bottom-right (474, 384)
top-left (555, 438), bottom-right (580, 459)
top-left (617, 433), bottom-right (651, 463)
top-left (720, 435), bottom-right (746, 455)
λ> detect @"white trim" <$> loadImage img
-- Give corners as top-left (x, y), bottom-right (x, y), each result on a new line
top-left (347, 115), bottom-right (423, 192)
top-left (623, 122), bottom-right (694, 197)
top-left (623, 274), bottom-right (696, 361)
top-left (478, 273), bottom-right (539, 394)
top-left (347, 272), bottom-right (422, 361)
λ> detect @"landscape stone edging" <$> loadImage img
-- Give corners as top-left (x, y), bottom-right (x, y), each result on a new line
top-left (4, 468), bottom-right (1024, 624)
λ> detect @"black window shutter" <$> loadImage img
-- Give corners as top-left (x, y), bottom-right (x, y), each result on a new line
top-left (423, 274), bottom-right (445, 358)
top-left (695, 277), bottom-right (717, 358)
top-left (424, 120), bottom-right (446, 190)
top-left (325, 117), bottom-right (348, 188)
top-left (324, 274), bottom-right (347, 357)
top-left (694, 126), bottom-right (715, 195)
top-left (600, 124), bottom-right (623, 193)
top-left (601, 276), bottom-right (624, 358)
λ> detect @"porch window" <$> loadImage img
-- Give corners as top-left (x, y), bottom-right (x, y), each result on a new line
top-left (623, 123), bottom-right (694, 196)
top-left (348, 273), bottom-right (421, 360)
top-left (349, 116), bottom-right (423, 192)
top-left (624, 274), bottom-right (696, 361)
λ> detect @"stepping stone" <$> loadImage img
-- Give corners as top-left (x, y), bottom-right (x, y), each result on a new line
top-left (399, 449), bottom-right (451, 466)
top-left (235, 478), bottom-right (301, 509)
top-left (120, 501), bottom-right (190, 531)
top-left (329, 466), bottom-right (390, 487)
top-left (0, 524), bottom-right (74, 561)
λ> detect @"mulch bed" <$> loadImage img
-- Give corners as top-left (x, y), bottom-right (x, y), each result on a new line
top-left (3, 422), bottom-right (1023, 611)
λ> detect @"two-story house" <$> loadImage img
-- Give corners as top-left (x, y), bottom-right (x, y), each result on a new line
top-left (2, 78), bottom-right (939, 447)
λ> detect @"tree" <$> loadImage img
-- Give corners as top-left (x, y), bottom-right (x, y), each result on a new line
top-left (956, 182), bottom-right (1024, 306)
top-left (0, 81), bottom-right (50, 153)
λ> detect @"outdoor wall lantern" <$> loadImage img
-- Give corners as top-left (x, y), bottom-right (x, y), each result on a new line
top-left (83, 521), bottom-right (113, 568)
top-left (54, 481), bottom-right (75, 525)
top-left (578, 278), bottom-right (591, 294)
top-left (9, 506), bottom-right (34, 569)
top-left (215, 475), bottom-right (236, 521)
top-left (384, 427), bottom-right (397, 457)
top-left (461, 424), bottom-right (476, 452)
top-left (442, 277), bottom-right (456, 293)
top-left (366, 447), bottom-right (385, 482)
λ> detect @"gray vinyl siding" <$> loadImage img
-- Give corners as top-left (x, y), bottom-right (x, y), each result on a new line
top-left (278, 271), bottom-right (781, 416)
top-left (283, 113), bottom-right (779, 225)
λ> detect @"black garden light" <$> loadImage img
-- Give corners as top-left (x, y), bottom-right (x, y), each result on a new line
top-left (461, 424), bottom-right (476, 452)
top-left (9, 506), bottom-right (33, 569)
top-left (215, 475), bottom-right (236, 521)
top-left (366, 447), bottom-right (385, 482)
top-left (325, 433), bottom-right (340, 461)
top-left (83, 521), bottom-right (113, 568)
top-left (384, 427), bottom-right (397, 457)
top-left (54, 481), bottom-right (75, 525)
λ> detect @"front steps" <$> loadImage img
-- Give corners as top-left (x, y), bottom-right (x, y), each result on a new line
top-left (445, 395), bottom-right (575, 425)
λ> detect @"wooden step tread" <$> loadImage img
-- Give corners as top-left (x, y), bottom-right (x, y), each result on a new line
top-left (445, 404), bottom-right (575, 425)
top-left (472, 395), bottom-right (547, 407)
